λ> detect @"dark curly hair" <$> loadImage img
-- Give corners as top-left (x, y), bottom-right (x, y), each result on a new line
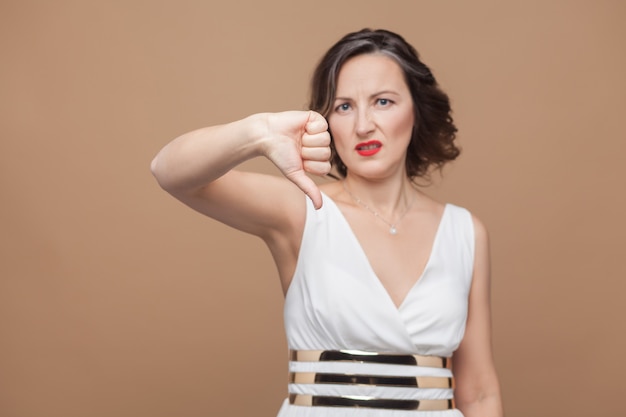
top-left (309, 29), bottom-right (460, 178)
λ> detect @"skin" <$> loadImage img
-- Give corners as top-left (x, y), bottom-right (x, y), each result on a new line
top-left (151, 53), bottom-right (502, 417)
top-left (323, 54), bottom-right (440, 308)
top-left (329, 53), bottom-right (415, 183)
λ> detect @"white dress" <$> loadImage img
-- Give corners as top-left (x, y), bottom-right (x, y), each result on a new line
top-left (277, 193), bottom-right (475, 417)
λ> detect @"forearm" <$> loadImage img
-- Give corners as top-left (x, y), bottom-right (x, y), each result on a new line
top-left (151, 113), bottom-right (267, 194)
top-left (457, 391), bottom-right (503, 417)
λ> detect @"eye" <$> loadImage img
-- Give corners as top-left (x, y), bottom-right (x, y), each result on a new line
top-left (376, 98), bottom-right (392, 106)
top-left (335, 102), bottom-right (351, 112)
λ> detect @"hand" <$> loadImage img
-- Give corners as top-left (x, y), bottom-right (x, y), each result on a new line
top-left (262, 111), bottom-right (331, 209)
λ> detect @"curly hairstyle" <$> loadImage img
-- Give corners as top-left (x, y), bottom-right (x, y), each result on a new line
top-left (309, 29), bottom-right (460, 178)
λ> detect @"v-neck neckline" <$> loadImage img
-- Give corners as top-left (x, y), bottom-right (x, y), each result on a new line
top-left (322, 192), bottom-right (449, 310)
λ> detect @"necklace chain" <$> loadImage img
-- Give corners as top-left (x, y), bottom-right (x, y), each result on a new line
top-left (341, 181), bottom-right (415, 235)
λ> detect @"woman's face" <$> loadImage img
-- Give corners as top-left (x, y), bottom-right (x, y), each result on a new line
top-left (328, 53), bottom-right (415, 180)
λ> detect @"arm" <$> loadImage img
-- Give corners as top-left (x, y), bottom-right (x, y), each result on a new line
top-left (452, 215), bottom-right (504, 417)
top-left (150, 111), bottom-right (331, 241)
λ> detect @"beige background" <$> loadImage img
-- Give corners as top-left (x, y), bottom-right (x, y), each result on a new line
top-left (1, 1), bottom-right (624, 416)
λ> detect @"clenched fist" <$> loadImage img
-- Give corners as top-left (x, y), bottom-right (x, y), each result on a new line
top-left (261, 111), bottom-right (331, 209)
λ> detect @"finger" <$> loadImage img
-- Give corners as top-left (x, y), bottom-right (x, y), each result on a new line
top-left (303, 160), bottom-right (331, 177)
top-left (302, 131), bottom-right (331, 147)
top-left (285, 169), bottom-right (323, 209)
top-left (305, 111), bottom-right (328, 135)
top-left (301, 146), bottom-right (331, 161)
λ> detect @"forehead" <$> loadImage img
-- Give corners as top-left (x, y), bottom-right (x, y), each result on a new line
top-left (335, 53), bottom-right (407, 95)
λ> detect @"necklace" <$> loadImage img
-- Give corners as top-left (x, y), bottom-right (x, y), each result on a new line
top-left (342, 181), bottom-right (415, 235)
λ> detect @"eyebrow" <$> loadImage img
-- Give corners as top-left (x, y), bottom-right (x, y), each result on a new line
top-left (333, 90), bottom-right (401, 101)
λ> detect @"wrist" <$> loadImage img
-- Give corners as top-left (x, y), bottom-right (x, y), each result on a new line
top-left (241, 113), bottom-right (272, 158)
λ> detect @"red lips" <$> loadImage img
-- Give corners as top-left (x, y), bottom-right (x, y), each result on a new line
top-left (355, 140), bottom-right (382, 156)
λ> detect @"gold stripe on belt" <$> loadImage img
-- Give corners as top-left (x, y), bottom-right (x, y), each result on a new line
top-left (289, 394), bottom-right (455, 410)
top-left (289, 349), bottom-right (452, 369)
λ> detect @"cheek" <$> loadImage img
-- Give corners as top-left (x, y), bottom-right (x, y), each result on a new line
top-left (390, 109), bottom-right (414, 139)
top-left (328, 118), bottom-right (349, 145)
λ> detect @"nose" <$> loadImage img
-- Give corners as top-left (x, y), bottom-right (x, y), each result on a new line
top-left (355, 108), bottom-right (375, 137)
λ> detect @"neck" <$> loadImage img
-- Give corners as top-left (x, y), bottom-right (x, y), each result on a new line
top-left (342, 173), bottom-right (416, 218)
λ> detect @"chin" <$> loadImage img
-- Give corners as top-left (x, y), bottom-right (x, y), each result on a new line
top-left (348, 162), bottom-right (405, 180)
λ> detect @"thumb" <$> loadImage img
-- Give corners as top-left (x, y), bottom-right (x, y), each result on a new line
top-left (285, 169), bottom-right (323, 209)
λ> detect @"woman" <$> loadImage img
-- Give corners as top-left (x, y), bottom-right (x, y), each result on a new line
top-left (151, 29), bottom-right (502, 417)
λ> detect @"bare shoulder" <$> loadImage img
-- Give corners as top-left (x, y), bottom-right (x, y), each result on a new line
top-left (470, 212), bottom-right (489, 245)
top-left (472, 213), bottom-right (489, 251)
top-left (408, 191), bottom-right (447, 223)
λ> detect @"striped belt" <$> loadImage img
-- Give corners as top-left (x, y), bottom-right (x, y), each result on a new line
top-left (288, 349), bottom-right (455, 411)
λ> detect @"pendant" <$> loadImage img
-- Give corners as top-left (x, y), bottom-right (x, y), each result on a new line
top-left (389, 226), bottom-right (397, 235)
